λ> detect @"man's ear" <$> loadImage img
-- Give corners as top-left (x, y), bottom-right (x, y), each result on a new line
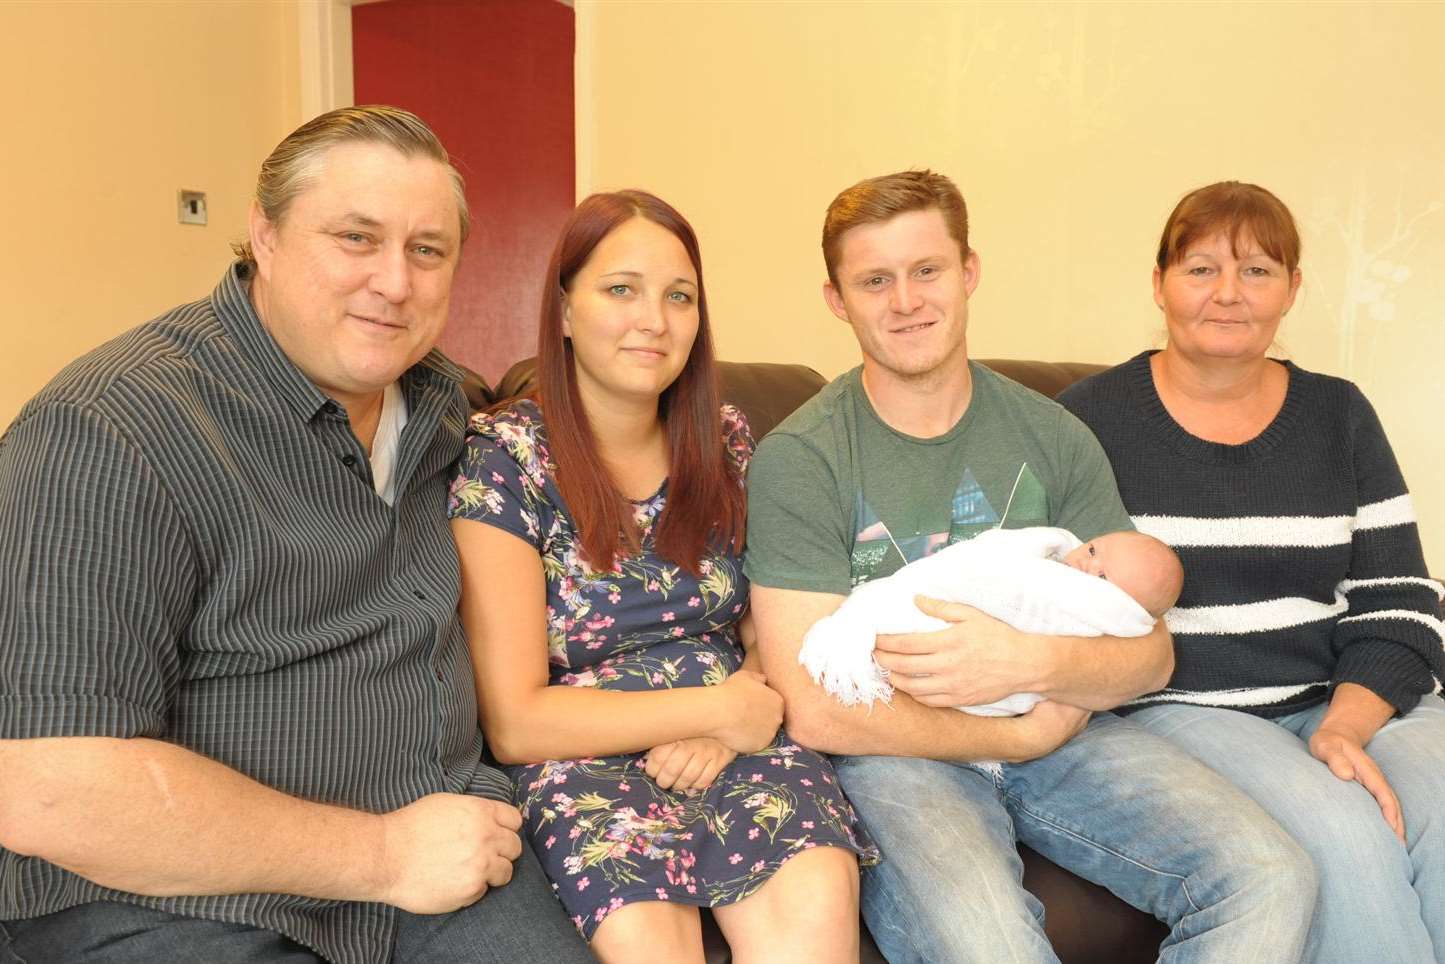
top-left (961, 249), bottom-right (982, 298)
top-left (248, 202), bottom-right (279, 276)
top-left (823, 280), bottom-right (850, 323)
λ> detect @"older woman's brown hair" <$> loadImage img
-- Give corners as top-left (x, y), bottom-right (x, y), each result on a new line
top-left (1156, 181), bottom-right (1300, 273)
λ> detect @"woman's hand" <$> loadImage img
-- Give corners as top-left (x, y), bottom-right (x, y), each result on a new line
top-left (1308, 725), bottom-right (1405, 842)
top-left (644, 738), bottom-right (737, 791)
top-left (708, 669), bottom-right (784, 753)
top-left (1308, 683), bottom-right (1403, 841)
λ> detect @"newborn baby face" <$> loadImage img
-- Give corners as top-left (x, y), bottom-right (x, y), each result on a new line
top-left (1062, 539), bottom-right (1109, 579)
top-left (1062, 531), bottom-right (1183, 618)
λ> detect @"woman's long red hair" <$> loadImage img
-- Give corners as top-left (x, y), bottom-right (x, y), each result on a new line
top-left (536, 190), bottom-right (745, 574)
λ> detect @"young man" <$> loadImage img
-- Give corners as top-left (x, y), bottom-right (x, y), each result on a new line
top-left (0, 107), bottom-right (590, 964)
top-left (745, 170), bottom-right (1317, 962)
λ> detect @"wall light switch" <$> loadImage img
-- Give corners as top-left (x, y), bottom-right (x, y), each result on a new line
top-left (178, 190), bottom-right (207, 226)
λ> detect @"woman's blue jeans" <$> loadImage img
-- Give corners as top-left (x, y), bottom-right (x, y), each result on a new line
top-left (1132, 693), bottom-right (1445, 964)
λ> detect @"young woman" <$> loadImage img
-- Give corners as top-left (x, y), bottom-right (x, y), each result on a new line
top-left (449, 191), bottom-right (874, 962)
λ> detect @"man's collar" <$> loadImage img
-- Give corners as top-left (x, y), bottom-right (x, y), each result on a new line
top-left (210, 261), bottom-right (461, 423)
top-left (413, 345), bottom-right (464, 386)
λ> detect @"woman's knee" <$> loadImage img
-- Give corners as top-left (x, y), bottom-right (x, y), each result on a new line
top-left (790, 845), bottom-right (860, 904)
top-left (747, 846), bottom-right (859, 919)
top-left (590, 901), bottom-right (701, 964)
top-left (711, 848), bottom-right (861, 962)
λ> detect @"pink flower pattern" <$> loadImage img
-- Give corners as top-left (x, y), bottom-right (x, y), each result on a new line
top-left (448, 401), bottom-right (876, 940)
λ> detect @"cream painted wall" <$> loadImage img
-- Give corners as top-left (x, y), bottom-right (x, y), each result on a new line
top-left (576, 1), bottom-right (1445, 569)
top-left (0, 1), bottom-right (329, 430)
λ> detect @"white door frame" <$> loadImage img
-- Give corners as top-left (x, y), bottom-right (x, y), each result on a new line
top-left (297, 0), bottom-right (365, 118)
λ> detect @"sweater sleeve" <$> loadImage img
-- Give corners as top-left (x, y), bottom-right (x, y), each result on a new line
top-left (1330, 385), bottom-right (1444, 714)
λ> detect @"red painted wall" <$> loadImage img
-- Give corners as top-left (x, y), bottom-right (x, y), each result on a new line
top-left (353, 0), bottom-right (574, 387)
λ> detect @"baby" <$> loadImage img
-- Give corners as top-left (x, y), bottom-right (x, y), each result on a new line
top-left (799, 526), bottom-right (1182, 715)
top-left (1058, 530), bottom-right (1182, 619)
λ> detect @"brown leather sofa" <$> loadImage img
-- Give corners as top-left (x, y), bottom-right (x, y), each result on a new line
top-left (469, 356), bottom-right (1168, 964)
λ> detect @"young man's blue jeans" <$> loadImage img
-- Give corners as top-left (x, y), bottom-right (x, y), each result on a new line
top-left (1133, 693), bottom-right (1445, 964)
top-left (836, 711), bottom-right (1317, 964)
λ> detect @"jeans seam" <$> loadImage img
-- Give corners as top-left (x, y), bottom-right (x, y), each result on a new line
top-left (1004, 791), bottom-right (1202, 914)
top-left (0, 919), bottom-right (27, 964)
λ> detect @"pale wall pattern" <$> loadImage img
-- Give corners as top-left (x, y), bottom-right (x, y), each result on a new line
top-left (576, 1), bottom-right (1445, 570)
top-left (0, 1), bottom-right (307, 429)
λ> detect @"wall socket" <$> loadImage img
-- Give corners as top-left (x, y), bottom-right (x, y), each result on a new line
top-left (178, 190), bottom-right (207, 226)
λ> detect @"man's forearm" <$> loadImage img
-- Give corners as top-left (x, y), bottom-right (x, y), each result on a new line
top-left (0, 736), bottom-right (385, 901)
top-left (751, 588), bottom-right (1030, 761)
top-left (754, 585), bottom-right (1092, 762)
top-left (785, 686), bottom-right (1040, 762)
top-left (1034, 619), bottom-right (1175, 710)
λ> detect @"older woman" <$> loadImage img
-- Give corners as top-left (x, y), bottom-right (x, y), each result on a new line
top-left (1059, 181), bottom-right (1445, 963)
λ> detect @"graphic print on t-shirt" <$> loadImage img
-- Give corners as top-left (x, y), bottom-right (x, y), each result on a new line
top-left (850, 463), bottom-right (1048, 585)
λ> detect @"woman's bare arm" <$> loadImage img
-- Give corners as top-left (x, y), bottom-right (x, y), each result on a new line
top-left (453, 519), bottom-right (781, 764)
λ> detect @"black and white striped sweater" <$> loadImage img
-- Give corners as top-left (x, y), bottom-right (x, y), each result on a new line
top-left (1059, 351), bottom-right (1444, 717)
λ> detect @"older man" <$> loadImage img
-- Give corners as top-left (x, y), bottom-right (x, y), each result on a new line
top-left (0, 107), bottom-right (591, 964)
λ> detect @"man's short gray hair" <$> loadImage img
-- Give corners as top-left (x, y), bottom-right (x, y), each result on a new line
top-left (233, 105), bottom-right (469, 264)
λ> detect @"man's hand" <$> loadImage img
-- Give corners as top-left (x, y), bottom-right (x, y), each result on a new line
top-left (377, 794), bottom-right (524, 914)
top-left (1309, 726), bottom-right (1405, 842)
top-left (708, 670), bottom-right (784, 753)
top-left (1001, 700), bottom-right (1091, 763)
top-left (644, 738), bottom-right (737, 791)
top-left (876, 598), bottom-right (1048, 708)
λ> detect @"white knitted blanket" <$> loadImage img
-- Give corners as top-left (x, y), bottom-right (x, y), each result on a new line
top-left (799, 527), bottom-right (1155, 716)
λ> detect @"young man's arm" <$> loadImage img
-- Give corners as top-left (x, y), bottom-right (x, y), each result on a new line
top-left (876, 600), bottom-right (1175, 711)
top-left (0, 736), bottom-right (523, 914)
top-left (751, 586), bottom-right (1090, 761)
top-left (861, 399), bottom-right (1168, 712)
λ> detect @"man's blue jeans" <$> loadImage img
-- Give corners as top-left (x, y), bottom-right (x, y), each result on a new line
top-left (0, 841), bottom-right (593, 964)
top-left (836, 711), bottom-right (1317, 964)
top-left (1133, 693), bottom-right (1445, 964)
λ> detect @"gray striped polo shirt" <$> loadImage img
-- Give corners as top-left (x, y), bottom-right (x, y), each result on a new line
top-left (0, 263), bottom-right (512, 963)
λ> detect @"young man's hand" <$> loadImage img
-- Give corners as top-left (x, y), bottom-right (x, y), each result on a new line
top-left (876, 598), bottom-right (1046, 707)
top-left (1000, 701), bottom-right (1091, 763)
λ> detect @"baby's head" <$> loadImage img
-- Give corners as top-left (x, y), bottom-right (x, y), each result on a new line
top-left (1062, 531), bottom-right (1183, 618)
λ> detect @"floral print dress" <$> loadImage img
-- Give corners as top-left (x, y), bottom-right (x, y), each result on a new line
top-left (448, 399), bottom-right (876, 939)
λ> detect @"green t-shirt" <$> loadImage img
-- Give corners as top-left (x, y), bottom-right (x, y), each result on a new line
top-left (744, 362), bottom-right (1133, 595)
